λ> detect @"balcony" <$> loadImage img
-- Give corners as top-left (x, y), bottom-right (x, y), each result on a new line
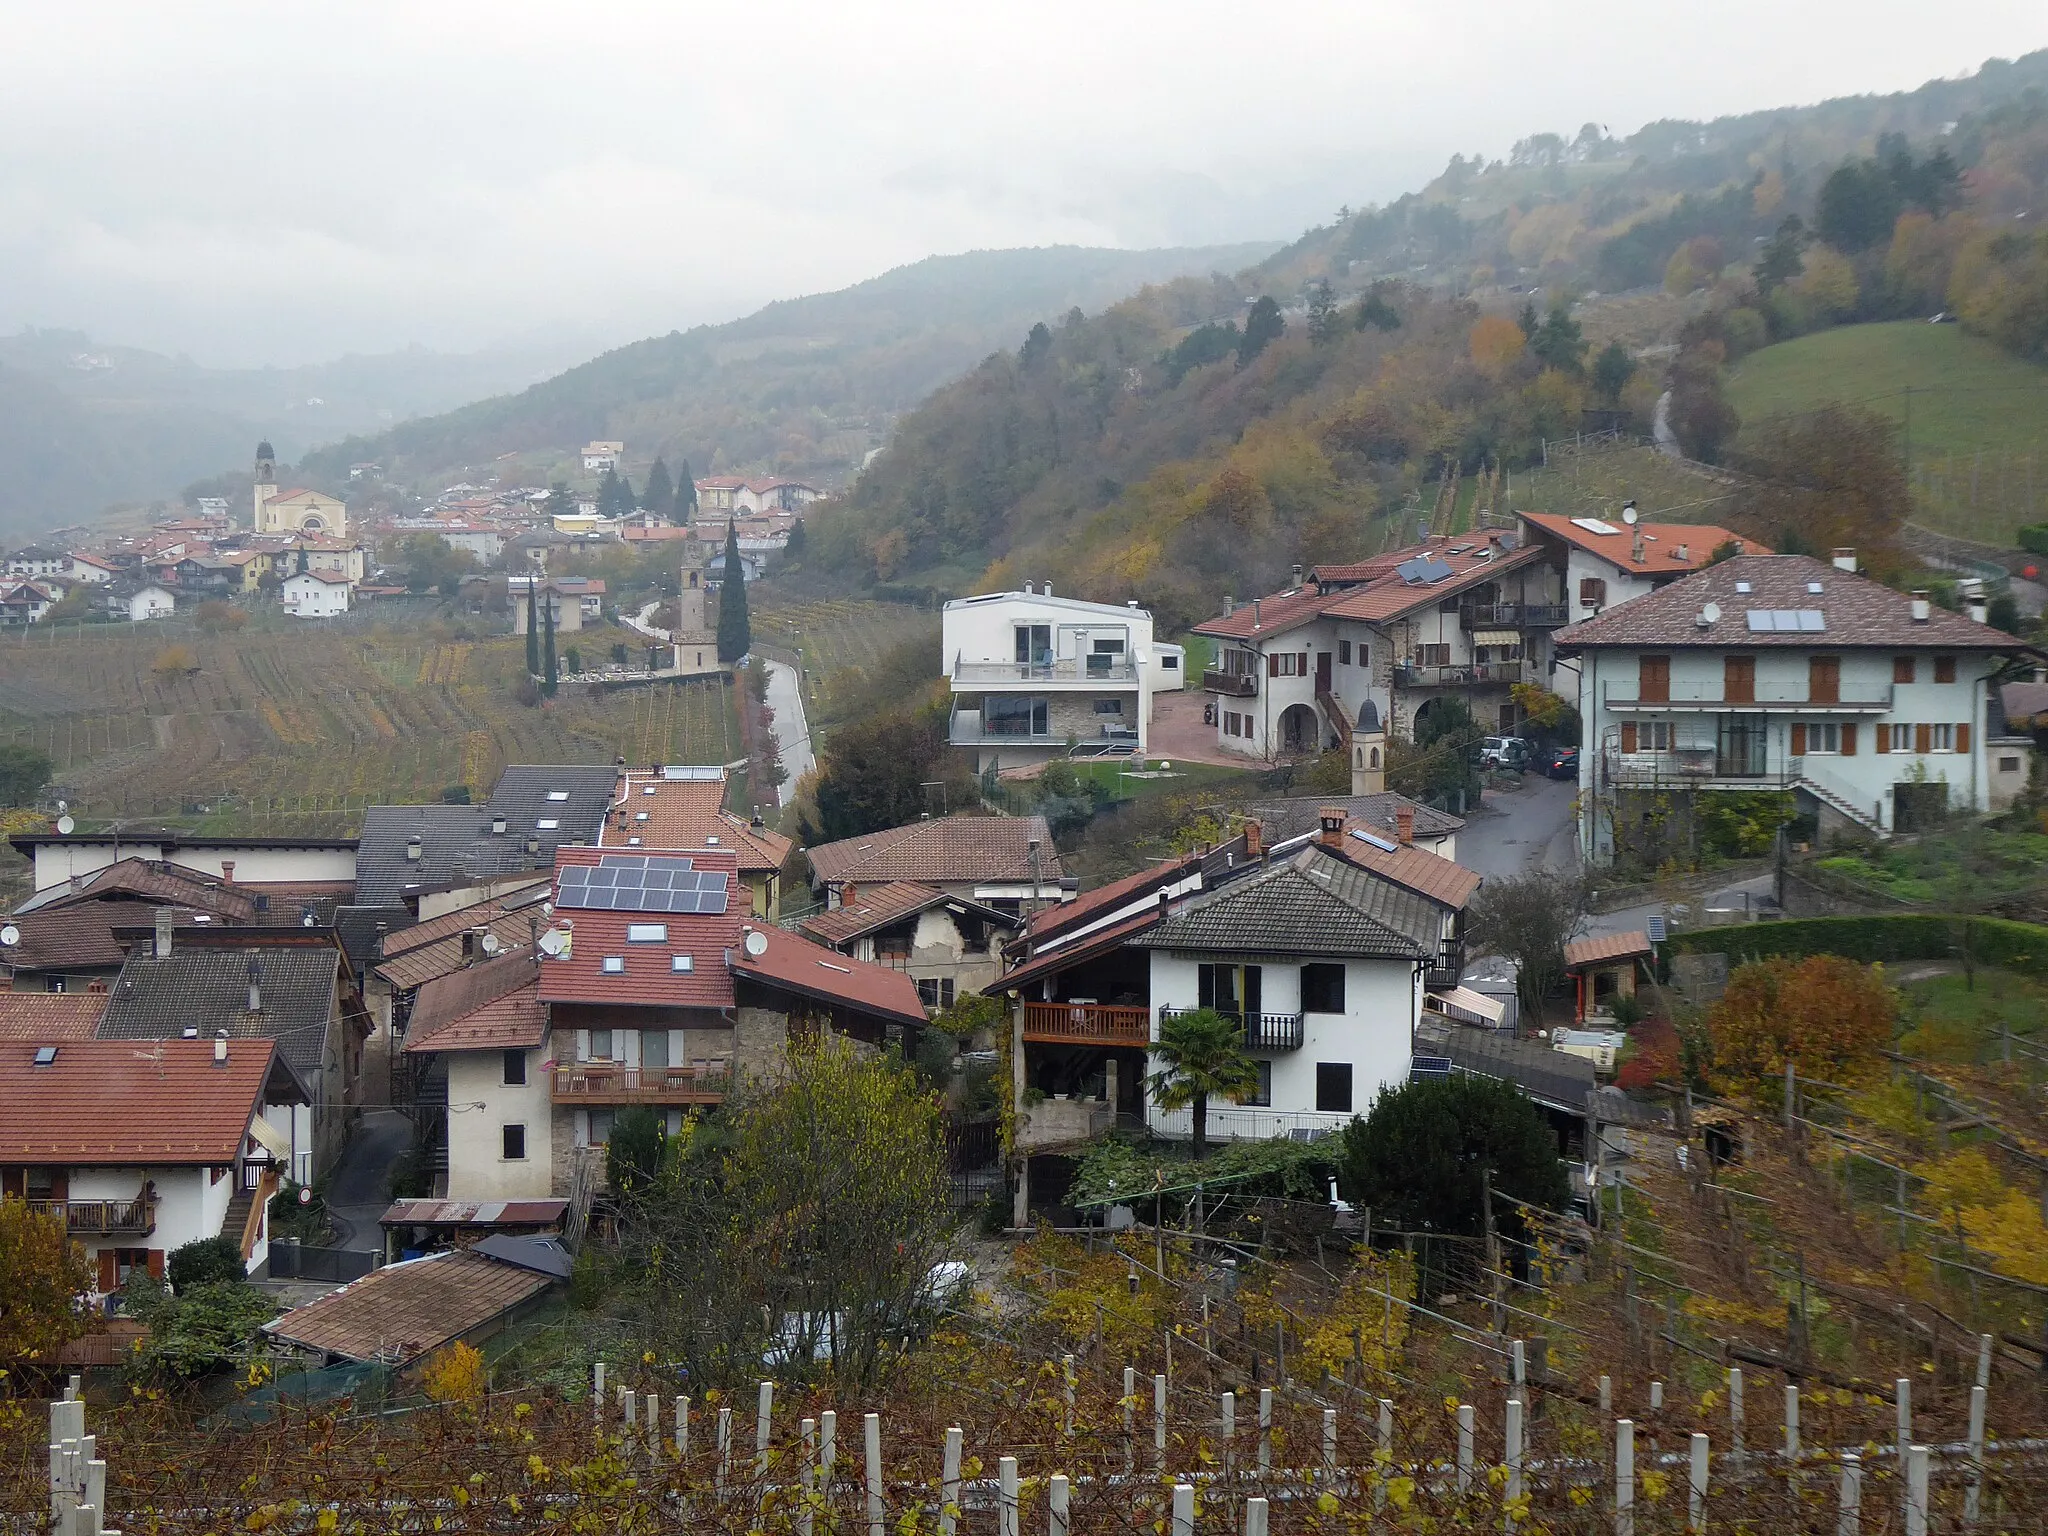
top-left (551, 1064), bottom-right (728, 1105)
top-left (1602, 749), bottom-right (1803, 790)
top-left (1393, 661), bottom-right (1523, 689)
top-left (28, 1198), bottom-right (156, 1236)
top-left (1023, 1001), bottom-right (1151, 1047)
top-left (1603, 682), bottom-right (1893, 713)
top-left (1160, 1006), bottom-right (1304, 1052)
top-left (1202, 669), bottom-right (1259, 697)
top-left (953, 658), bottom-right (1138, 686)
top-left (1460, 602), bottom-right (1569, 629)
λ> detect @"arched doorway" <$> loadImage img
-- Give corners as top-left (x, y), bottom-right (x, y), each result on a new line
top-left (1278, 703), bottom-right (1320, 756)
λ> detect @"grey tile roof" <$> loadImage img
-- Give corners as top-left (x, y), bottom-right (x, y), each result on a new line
top-left (1247, 793), bottom-right (1464, 845)
top-left (1134, 847), bottom-right (1430, 960)
top-left (333, 904), bottom-right (415, 970)
top-left (354, 765), bottom-right (618, 904)
top-left (98, 943), bottom-right (343, 1076)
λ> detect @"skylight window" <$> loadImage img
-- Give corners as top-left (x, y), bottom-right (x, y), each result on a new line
top-left (1735, 582), bottom-right (1752, 594)
top-left (642, 786), bottom-right (657, 796)
top-left (536, 818), bottom-right (559, 830)
top-left (635, 811), bottom-right (649, 821)
top-left (1807, 582), bottom-right (1824, 595)
top-left (1570, 518), bottom-right (1620, 535)
top-left (671, 954), bottom-right (694, 973)
top-left (627, 923), bottom-right (668, 943)
top-left (547, 791), bottom-right (570, 802)
top-left (1745, 609), bottom-right (1826, 632)
top-left (32, 1046), bottom-right (58, 1066)
top-left (601, 956), bottom-right (625, 974)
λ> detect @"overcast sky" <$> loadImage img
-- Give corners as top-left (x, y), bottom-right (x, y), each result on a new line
top-left (3, 1), bottom-right (2042, 368)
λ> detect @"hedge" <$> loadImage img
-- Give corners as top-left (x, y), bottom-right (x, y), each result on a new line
top-left (1666, 914), bottom-right (2048, 976)
top-left (2019, 525), bottom-right (2048, 558)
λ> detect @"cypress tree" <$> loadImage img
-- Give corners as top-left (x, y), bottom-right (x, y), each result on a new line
top-left (677, 458), bottom-right (699, 520)
top-left (716, 518), bottom-right (751, 663)
top-left (542, 594), bottom-right (559, 697)
top-left (642, 457), bottom-right (674, 519)
top-left (525, 580), bottom-right (540, 675)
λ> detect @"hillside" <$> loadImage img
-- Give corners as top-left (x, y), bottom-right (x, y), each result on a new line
top-left (295, 244), bottom-right (1277, 496)
top-left (0, 331), bottom-right (580, 539)
top-left (1727, 322), bottom-right (2048, 542)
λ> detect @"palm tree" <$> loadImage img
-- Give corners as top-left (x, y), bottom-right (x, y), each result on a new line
top-left (1149, 1007), bottom-right (1261, 1160)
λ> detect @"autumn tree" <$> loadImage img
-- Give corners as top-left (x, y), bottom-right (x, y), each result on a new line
top-left (1468, 315), bottom-right (1526, 380)
top-left (1728, 403), bottom-right (1909, 576)
top-left (0, 1197), bottom-right (92, 1362)
top-left (1705, 954), bottom-right (1896, 1081)
top-left (1467, 870), bottom-right (1591, 1024)
top-left (1665, 346), bottom-right (1740, 463)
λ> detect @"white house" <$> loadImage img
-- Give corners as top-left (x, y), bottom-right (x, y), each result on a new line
top-left (0, 1037), bottom-right (310, 1293)
top-left (1557, 552), bottom-right (2035, 862)
top-left (1193, 531), bottom-right (1567, 765)
top-left (943, 586), bottom-right (1163, 770)
top-left (581, 440), bottom-right (624, 473)
top-left (67, 553), bottom-right (117, 584)
top-left (282, 570), bottom-right (352, 618)
top-left (120, 584), bottom-right (177, 622)
top-left (5, 546), bottom-right (70, 579)
top-left (401, 951), bottom-right (552, 1202)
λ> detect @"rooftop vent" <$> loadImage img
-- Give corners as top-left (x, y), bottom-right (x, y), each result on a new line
top-left (1910, 591), bottom-right (1932, 622)
top-left (405, 836), bottom-right (422, 863)
top-left (492, 815), bottom-right (508, 835)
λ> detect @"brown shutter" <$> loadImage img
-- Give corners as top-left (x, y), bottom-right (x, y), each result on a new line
top-left (1841, 723), bottom-right (1857, 756)
top-left (1621, 723), bottom-right (1637, 754)
top-left (146, 1249), bottom-right (165, 1280)
top-left (98, 1251), bottom-right (117, 1294)
top-left (1916, 723), bottom-right (1932, 754)
top-left (1299, 652), bottom-right (1309, 676)
top-left (1267, 652), bottom-right (1280, 678)
top-left (1957, 722), bottom-right (1972, 754)
top-left (1790, 723), bottom-right (1806, 756)
top-left (1876, 725), bottom-right (1890, 753)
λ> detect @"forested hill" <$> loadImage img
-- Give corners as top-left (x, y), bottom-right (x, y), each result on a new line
top-left (806, 50), bottom-right (2048, 624)
top-left (297, 244), bottom-right (1277, 491)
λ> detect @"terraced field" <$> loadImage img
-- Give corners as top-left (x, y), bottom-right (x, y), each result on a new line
top-left (0, 619), bottom-right (738, 834)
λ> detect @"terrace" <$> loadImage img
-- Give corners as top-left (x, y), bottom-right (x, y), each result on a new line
top-left (28, 1197), bottom-right (156, 1237)
top-left (550, 1064), bottom-right (728, 1105)
top-left (1022, 1001), bottom-right (1151, 1047)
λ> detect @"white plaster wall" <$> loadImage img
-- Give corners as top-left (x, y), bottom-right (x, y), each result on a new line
top-left (445, 1048), bottom-right (555, 1201)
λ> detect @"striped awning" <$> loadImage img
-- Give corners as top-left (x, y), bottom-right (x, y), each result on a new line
top-left (1472, 630), bottom-right (1522, 647)
top-left (1425, 985), bottom-right (1507, 1027)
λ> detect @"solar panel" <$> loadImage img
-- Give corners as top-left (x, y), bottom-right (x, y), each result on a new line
top-left (557, 854), bottom-right (728, 914)
top-left (1646, 915), bottom-right (1667, 942)
top-left (1411, 1055), bottom-right (1453, 1077)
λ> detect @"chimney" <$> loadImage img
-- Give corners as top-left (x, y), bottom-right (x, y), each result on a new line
top-left (1831, 548), bottom-right (1857, 573)
top-left (1243, 819), bottom-right (1263, 860)
top-left (1022, 580), bottom-right (1033, 595)
top-left (1043, 581), bottom-right (1053, 598)
top-left (1291, 563), bottom-right (1304, 589)
top-left (1672, 544), bottom-right (1689, 563)
top-left (841, 882), bottom-right (856, 910)
top-left (1223, 594), bottom-right (1235, 616)
top-left (1319, 807), bottom-right (1347, 848)
top-left (1969, 595), bottom-right (1989, 624)
top-left (1395, 805), bottom-right (1415, 846)
top-left (492, 815), bottom-right (507, 835)
top-left (1631, 528), bottom-right (1645, 564)
top-left (246, 960), bottom-right (263, 1014)
top-left (1911, 590), bottom-right (1932, 622)
top-left (220, 860), bottom-right (235, 885)
top-left (214, 1034), bottom-right (228, 1065)
top-left (405, 835), bottom-right (422, 863)
top-left (1127, 599), bottom-right (1139, 610)
top-left (1252, 598), bottom-right (1262, 627)
top-left (154, 907), bottom-right (174, 959)
top-left (462, 927), bottom-right (485, 963)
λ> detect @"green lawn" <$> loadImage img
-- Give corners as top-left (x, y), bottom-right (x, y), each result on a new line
top-left (1726, 322), bottom-right (2048, 543)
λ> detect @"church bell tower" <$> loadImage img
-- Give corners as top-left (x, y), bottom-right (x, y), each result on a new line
top-left (252, 440), bottom-right (277, 530)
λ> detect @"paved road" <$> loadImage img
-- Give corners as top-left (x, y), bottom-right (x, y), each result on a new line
top-left (321, 1108), bottom-right (411, 1251)
top-left (760, 658), bottom-right (814, 804)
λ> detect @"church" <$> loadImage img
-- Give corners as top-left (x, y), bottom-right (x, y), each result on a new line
top-left (251, 442), bottom-right (348, 537)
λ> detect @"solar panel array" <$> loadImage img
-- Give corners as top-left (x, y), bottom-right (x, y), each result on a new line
top-left (558, 855), bottom-right (730, 914)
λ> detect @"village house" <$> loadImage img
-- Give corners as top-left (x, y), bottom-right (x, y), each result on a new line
top-left (804, 813), bottom-right (1069, 917)
top-left (5, 545), bottom-right (71, 579)
top-left (0, 580), bottom-right (59, 626)
top-left (67, 552), bottom-right (118, 584)
top-left (281, 569), bottom-right (352, 618)
top-left (582, 441), bottom-right (625, 473)
top-left (1558, 552), bottom-right (2037, 861)
top-left (11, 828), bottom-right (359, 897)
top-left (797, 881), bottom-right (1021, 1011)
top-left (510, 575), bottom-right (606, 634)
top-left (944, 586), bottom-right (1185, 769)
top-left (694, 476), bottom-right (820, 516)
top-left (0, 1036), bottom-right (310, 1291)
top-left (601, 765), bottom-right (792, 917)
top-left (353, 764), bottom-right (618, 907)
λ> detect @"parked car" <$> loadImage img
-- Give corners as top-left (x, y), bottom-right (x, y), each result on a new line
top-left (1480, 735), bottom-right (1532, 770)
top-left (1544, 746), bottom-right (1580, 780)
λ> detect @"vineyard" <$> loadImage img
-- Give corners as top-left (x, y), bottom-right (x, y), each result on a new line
top-left (0, 619), bottom-right (739, 834)
top-left (751, 594), bottom-right (939, 685)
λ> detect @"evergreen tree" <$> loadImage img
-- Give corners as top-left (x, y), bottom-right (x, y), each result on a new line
top-left (783, 518), bottom-right (807, 562)
top-left (1530, 303), bottom-right (1588, 375)
top-left (1237, 296), bottom-right (1284, 368)
top-left (1752, 215), bottom-right (1807, 296)
top-left (1591, 340), bottom-right (1636, 404)
top-left (716, 518), bottom-right (751, 663)
top-left (1516, 300), bottom-right (1540, 339)
top-left (525, 580), bottom-right (540, 676)
top-left (1305, 280), bottom-right (1340, 345)
top-left (1019, 322), bottom-right (1053, 368)
top-left (596, 466), bottom-right (634, 519)
top-left (642, 457), bottom-right (674, 519)
top-left (542, 595), bottom-right (559, 697)
top-left (676, 459), bottom-right (699, 520)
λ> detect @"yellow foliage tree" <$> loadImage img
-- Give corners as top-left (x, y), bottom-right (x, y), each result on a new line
top-left (0, 1197), bottom-right (93, 1361)
top-left (152, 644), bottom-right (198, 678)
top-left (1793, 247), bottom-right (1860, 322)
top-left (1921, 1148), bottom-right (2048, 1286)
top-left (1468, 316), bottom-right (1527, 381)
top-left (1706, 954), bottom-right (1897, 1081)
top-left (421, 1339), bottom-right (487, 1403)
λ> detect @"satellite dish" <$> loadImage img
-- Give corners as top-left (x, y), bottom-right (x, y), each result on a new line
top-left (480, 932), bottom-right (502, 956)
top-left (1702, 601), bottom-right (1722, 625)
top-left (0, 924), bottom-right (18, 947)
top-left (744, 929), bottom-right (770, 958)
top-left (1621, 504), bottom-right (1639, 525)
top-left (537, 928), bottom-right (568, 957)
top-left (56, 815), bottom-right (74, 835)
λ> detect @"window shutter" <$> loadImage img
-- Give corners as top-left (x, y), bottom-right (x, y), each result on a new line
top-left (1915, 723), bottom-right (1932, 754)
top-left (1790, 723), bottom-right (1806, 756)
top-left (1841, 723), bottom-right (1857, 756)
top-left (147, 1250), bottom-right (166, 1280)
top-left (1620, 723), bottom-right (1637, 754)
top-left (98, 1252), bottom-right (117, 1294)
top-left (1957, 722), bottom-right (1972, 754)
top-left (1267, 652), bottom-right (1280, 678)
top-left (1298, 652), bottom-right (1309, 676)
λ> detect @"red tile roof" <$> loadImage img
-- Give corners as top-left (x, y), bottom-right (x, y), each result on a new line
top-left (1521, 513), bottom-right (1765, 575)
top-left (403, 951), bottom-right (547, 1053)
top-left (1556, 555), bottom-right (2027, 652)
top-left (797, 881), bottom-right (951, 947)
top-left (1323, 545), bottom-right (1547, 624)
top-left (728, 923), bottom-right (927, 1027)
top-left (1334, 834), bottom-right (1482, 910)
top-left (0, 1038), bottom-right (276, 1163)
top-left (535, 847), bottom-right (746, 1009)
top-left (605, 770), bottom-right (793, 872)
top-left (1565, 931), bottom-right (1655, 970)
top-left (264, 1250), bottom-right (554, 1365)
top-left (805, 814), bottom-right (1060, 886)
top-left (0, 992), bottom-right (108, 1041)
top-left (1194, 533), bottom-right (1544, 639)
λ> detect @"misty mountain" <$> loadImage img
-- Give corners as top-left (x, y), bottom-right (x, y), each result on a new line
top-left (295, 244), bottom-right (1280, 493)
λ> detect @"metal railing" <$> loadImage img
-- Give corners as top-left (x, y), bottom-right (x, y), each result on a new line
top-left (1201, 669), bottom-right (1258, 697)
top-left (953, 658), bottom-right (1137, 684)
top-left (550, 1064), bottom-right (729, 1104)
top-left (1460, 602), bottom-right (1568, 628)
top-left (1603, 680), bottom-right (1893, 710)
top-left (1159, 1006), bottom-right (1305, 1052)
top-left (26, 1198), bottom-right (155, 1235)
top-left (1392, 661), bottom-right (1522, 688)
top-left (1602, 749), bottom-right (1802, 789)
top-left (1147, 1105), bottom-right (1350, 1142)
top-left (1022, 1001), bottom-right (1151, 1046)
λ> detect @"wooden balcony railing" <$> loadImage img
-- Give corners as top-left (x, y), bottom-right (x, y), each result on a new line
top-left (1022, 1001), bottom-right (1152, 1047)
top-left (27, 1198), bottom-right (156, 1236)
top-left (1159, 1006), bottom-right (1304, 1052)
top-left (551, 1064), bottom-right (730, 1104)
top-left (1201, 669), bottom-right (1259, 697)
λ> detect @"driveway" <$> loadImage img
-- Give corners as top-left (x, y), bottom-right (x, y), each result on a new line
top-left (320, 1108), bottom-right (411, 1251)
top-left (1458, 773), bottom-right (1579, 882)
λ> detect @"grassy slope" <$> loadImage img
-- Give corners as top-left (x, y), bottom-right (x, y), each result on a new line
top-left (1727, 322), bottom-right (2048, 541)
